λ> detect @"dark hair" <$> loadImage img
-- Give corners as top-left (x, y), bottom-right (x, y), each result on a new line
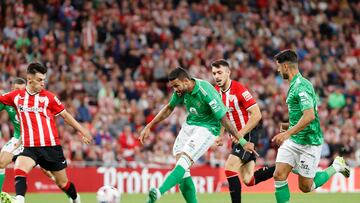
top-left (168, 67), bottom-right (191, 81)
top-left (274, 49), bottom-right (298, 63)
top-left (11, 77), bottom-right (26, 85)
top-left (211, 59), bottom-right (230, 69)
top-left (27, 62), bottom-right (47, 74)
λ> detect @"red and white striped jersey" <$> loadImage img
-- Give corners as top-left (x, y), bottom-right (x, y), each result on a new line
top-left (215, 80), bottom-right (257, 131)
top-left (0, 88), bottom-right (65, 147)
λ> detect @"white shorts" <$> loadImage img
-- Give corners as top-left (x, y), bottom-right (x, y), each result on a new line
top-left (1, 137), bottom-right (24, 156)
top-left (276, 139), bottom-right (322, 178)
top-left (173, 123), bottom-right (216, 163)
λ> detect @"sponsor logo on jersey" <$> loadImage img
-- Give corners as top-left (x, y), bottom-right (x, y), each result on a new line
top-left (54, 96), bottom-right (62, 105)
top-left (18, 105), bottom-right (44, 113)
top-left (242, 91), bottom-right (252, 101)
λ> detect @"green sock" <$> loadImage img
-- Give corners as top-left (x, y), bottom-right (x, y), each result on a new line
top-left (159, 165), bottom-right (186, 195)
top-left (313, 166), bottom-right (336, 189)
top-left (0, 169), bottom-right (5, 192)
top-left (275, 181), bottom-right (290, 203)
top-left (179, 176), bottom-right (198, 203)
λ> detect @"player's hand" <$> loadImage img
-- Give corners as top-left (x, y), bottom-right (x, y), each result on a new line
top-left (139, 126), bottom-right (151, 145)
top-left (215, 136), bottom-right (223, 146)
top-left (243, 142), bottom-right (259, 157)
top-left (81, 130), bottom-right (92, 144)
top-left (272, 131), bottom-right (291, 146)
top-left (229, 135), bottom-right (238, 143)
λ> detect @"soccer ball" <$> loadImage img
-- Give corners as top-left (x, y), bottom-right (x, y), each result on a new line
top-left (0, 192), bottom-right (14, 203)
top-left (96, 185), bottom-right (121, 203)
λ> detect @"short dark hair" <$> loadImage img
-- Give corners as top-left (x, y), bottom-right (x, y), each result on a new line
top-left (27, 62), bottom-right (47, 74)
top-left (274, 49), bottom-right (298, 63)
top-left (168, 67), bottom-right (191, 81)
top-left (11, 77), bottom-right (26, 85)
top-left (211, 59), bottom-right (230, 69)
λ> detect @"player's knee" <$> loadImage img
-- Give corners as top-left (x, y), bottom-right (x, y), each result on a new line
top-left (273, 170), bottom-right (287, 181)
top-left (299, 183), bottom-right (312, 193)
top-left (55, 178), bottom-right (68, 188)
top-left (0, 162), bottom-right (7, 169)
top-left (224, 159), bottom-right (238, 171)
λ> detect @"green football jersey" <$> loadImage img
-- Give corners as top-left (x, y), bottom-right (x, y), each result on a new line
top-left (0, 102), bottom-right (21, 139)
top-left (286, 73), bottom-right (323, 145)
top-left (169, 78), bottom-right (227, 136)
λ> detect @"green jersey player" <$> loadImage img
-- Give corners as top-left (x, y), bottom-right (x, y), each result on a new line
top-left (0, 78), bottom-right (26, 192)
top-left (139, 67), bottom-right (257, 203)
top-left (272, 50), bottom-right (350, 203)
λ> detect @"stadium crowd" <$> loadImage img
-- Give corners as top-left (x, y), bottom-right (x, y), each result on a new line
top-left (0, 0), bottom-right (359, 169)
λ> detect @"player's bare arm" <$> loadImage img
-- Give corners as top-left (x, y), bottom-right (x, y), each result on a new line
top-left (220, 115), bottom-right (259, 156)
top-left (215, 126), bottom-right (225, 146)
top-left (59, 110), bottom-right (92, 144)
top-left (280, 122), bottom-right (289, 132)
top-left (237, 104), bottom-right (262, 137)
top-left (139, 104), bottom-right (174, 144)
top-left (272, 108), bottom-right (315, 146)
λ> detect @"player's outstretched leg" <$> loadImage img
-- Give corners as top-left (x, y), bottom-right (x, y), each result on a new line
top-left (179, 170), bottom-right (197, 203)
top-left (245, 166), bottom-right (275, 186)
top-left (311, 156), bottom-right (350, 190)
top-left (147, 154), bottom-right (191, 203)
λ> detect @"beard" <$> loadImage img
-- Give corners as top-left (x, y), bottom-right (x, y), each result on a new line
top-left (282, 73), bottom-right (289, 79)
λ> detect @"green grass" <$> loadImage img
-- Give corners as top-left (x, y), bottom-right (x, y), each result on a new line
top-left (18, 192), bottom-right (360, 203)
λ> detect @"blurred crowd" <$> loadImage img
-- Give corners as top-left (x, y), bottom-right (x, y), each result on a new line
top-left (0, 0), bottom-right (359, 168)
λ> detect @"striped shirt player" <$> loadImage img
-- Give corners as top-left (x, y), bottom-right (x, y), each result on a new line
top-left (0, 89), bottom-right (64, 147)
top-left (1, 62), bottom-right (91, 203)
top-left (215, 80), bottom-right (259, 162)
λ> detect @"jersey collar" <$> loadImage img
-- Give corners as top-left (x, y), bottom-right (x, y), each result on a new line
top-left (290, 73), bottom-right (301, 87)
top-left (25, 87), bottom-right (39, 95)
top-left (190, 78), bottom-right (200, 95)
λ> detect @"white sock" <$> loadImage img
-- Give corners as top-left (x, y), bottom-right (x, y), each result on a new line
top-left (332, 163), bottom-right (341, 172)
top-left (311, 182), bottom-right (316, 191)
top-left (16, 195), bottom-right (25, 203)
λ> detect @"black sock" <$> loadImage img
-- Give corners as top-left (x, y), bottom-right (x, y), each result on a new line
top-left (254, 166), bottom-right (276, 185)
top-left (227, 176), bottom-right (242, 203)
top-left (15, 176), bottom-right (27, 196)
top-left (61, 182), bottom-right (78, 200)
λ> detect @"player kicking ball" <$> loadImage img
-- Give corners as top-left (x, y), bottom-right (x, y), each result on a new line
top-left (272, 50), bottom-right (350, 203)
top-left (139, 67), bottom-right (258, 203)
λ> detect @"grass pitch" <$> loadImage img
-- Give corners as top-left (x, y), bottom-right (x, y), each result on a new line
top-left (21, 192), bottom-right (360, 203)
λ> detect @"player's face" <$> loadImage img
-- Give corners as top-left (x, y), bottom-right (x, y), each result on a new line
top-left (169, 78), bottom-right (188, 96)
top-left (12, 83), bottom-right (26, 91)
top-left (276, 61), bottom-right (289, 80)
top-left (28, 73), bottom-right (46, 92)
top-left (212, 65), bottom-right (230, 88)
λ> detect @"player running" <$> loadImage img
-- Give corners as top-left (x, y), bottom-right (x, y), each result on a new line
top-left (211, 59), bottom-right (275, 203)
top-left (272, 50), bottom-right (350, 203)
top-left (139, 67), bottom-right (257, 203)
top-left (0, 62), bottom-right (92, 203)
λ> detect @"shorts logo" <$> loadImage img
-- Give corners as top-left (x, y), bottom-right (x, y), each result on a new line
top-left (242, 91), bottom-right (252, 101)
top-left (62, 160), bottom-right (66, 164)
top-left (300, 160), bottom-right (309, 171)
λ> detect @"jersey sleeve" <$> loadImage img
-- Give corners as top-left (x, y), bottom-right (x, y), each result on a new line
top-left (202, 83), bottom-right (227, 120)
top-left (168, 92), bottom-right (183, 109)
top-left (48, 92), bottom-right (65, 116)
top-left (236, 85), bottom-right (256, 109)
top-left (0, 90), bottom-right (17, 107)
top-left (297, 85), bottom-right (314, 111)
top-left (0, 102), bottom-right (4, 111)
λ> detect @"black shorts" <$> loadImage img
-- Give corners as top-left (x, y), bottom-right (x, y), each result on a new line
top-left (19, 145), bottom-right (67, 171)
top-left (231, 127), bottom-right (260, 164)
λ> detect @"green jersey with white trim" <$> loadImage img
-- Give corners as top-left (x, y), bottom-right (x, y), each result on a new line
top-left (169, 78), bottom-right (227, 136)
top-left (0, 102), bottom-right (21, 139)
top-left (286, 73), bottom-right (323, 145)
